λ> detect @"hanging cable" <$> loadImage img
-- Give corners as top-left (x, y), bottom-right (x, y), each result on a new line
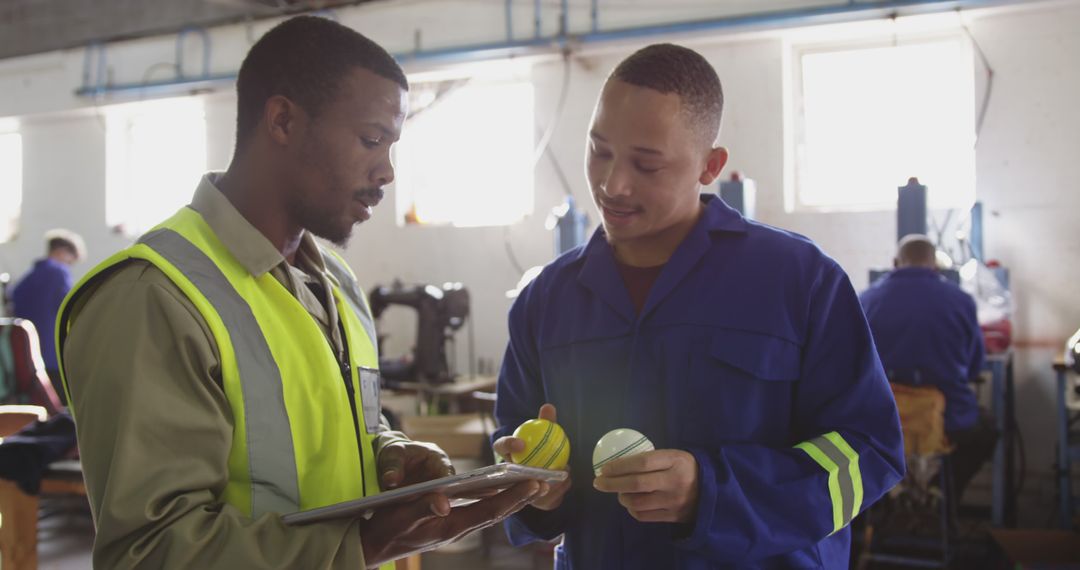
top-left (959, 11), bottom-right (994, 145)
top-left (536, 118), bottom-right (575, 197)
top-left (532, 52), bottom-right (572, 168)
top-left (503, 225), bottom-right (526, 275)
top-left (500, 53), bottom-right (575, 274)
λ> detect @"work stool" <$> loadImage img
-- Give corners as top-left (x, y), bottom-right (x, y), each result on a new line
top-left (858, 382), bottom-right (957, 569)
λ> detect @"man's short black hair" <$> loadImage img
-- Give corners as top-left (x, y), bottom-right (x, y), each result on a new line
top-left (44, 229), bottom-right (84, 260)
top-left (235, 15), bottom-right (408, 151)
top-left (611, 43), bottom-right (724, 144)
top-left (47, 237), bottom-right (75, 255)
top-left (896, 234), bottom-right (937, 268)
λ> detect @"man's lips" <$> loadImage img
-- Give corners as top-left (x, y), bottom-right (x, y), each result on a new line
top-left (353, 190), bottom-right (384, 221)
top-left (355, 194), bottom-right (381, 209)
top-left (353, 195), bottom-right (378, 221)
top-left (600, 203), bottom-right (641, 216)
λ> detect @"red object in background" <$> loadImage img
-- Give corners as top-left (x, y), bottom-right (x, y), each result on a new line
top-left (981, 318), bottom-right (1012, 354)
top-left (2, 319), bottom-right (64, 415)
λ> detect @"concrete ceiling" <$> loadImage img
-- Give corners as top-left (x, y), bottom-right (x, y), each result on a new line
top-left (0, 0), bottom-right (380, 61)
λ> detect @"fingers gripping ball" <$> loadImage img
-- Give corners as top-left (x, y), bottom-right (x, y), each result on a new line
top-left (592, 428), bottom-right (654, 476)
top-left (511, 419), bottom-right (570, 470)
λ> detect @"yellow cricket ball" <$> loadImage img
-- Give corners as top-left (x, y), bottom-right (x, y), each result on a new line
top-left (511, 418), bottom-right (570, 470)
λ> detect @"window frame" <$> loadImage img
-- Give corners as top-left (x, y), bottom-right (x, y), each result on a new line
top-left (0, 129), bottom-right (23, 244)
top-left (786, 33), bottom-right (976, 214)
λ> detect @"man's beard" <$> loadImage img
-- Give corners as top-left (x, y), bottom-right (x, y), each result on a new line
top-left (291, 187), bottom-right (385, 247)
top-left (289, 194), bottom-right (353, 247)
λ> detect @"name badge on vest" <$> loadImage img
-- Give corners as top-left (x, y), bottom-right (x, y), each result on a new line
top-left (358, 367), bottom-right (382, 434)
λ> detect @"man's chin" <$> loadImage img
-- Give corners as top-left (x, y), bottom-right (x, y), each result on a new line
top-left (601, 223), bottom-right (634, 244)
top-left (308, 222), bottom-right (355, 248)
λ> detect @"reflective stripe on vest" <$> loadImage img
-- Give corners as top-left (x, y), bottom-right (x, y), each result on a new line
top-left (138, 228), bottom-right (300, 517)
top-left (58, 207), bottom-right (382, 523)
top-left (321, 249), bottom-right (379, 359)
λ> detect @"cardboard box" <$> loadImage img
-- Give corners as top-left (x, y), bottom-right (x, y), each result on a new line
top-left (401, 414), bottom-right (494, 459)
top-left (991, 530), bottom-right (1080, 569)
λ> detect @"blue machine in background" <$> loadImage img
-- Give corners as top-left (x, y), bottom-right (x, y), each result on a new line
top-left (718, 173), bottom-right (756, 219)
top-left (549, 195), bottom-right (590, 255)
top-left (868, 177), bottom-right (984, 287)
top-left (897, 177), bottom-right (928, 242)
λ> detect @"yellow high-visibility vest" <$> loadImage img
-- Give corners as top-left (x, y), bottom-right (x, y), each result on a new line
top-left (57, 206), bottom-right (386, 542)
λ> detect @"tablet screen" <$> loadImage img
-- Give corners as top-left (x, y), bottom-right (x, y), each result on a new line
top-left (283, 463), bottom-right (567, 525)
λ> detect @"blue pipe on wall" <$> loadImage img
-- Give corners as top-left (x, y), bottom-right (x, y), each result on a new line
top-left (77, 0), bottom-right (1004, 98)
top-left (534, 0), bottom-right (542, 39)
top-left (575, 0), bottom-right (997, 44)
top-left (397, 0), bottom-right (999, 65)
top-left (175, 27), bottom-right (210, 80)
top-left (505, 0), bottom-right (513, 41)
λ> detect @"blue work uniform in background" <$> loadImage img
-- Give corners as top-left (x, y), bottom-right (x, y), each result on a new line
top-left (11, 258), bottom-right (74, 372)
top-left (495, 195), bottom-right (905, 569)
top-left (859, 267), bottom-right (985, 432)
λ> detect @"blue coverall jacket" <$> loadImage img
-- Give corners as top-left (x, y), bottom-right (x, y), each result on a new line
top-left (859, 267), bottom-right (985, 432)
top-left (11, 258), bottom-right (73, 371)
top-left (494, 195), bottom-right (905, 569)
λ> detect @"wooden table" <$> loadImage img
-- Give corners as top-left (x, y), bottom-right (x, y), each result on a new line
top-left (0, 461), bottom-right (86, 570)
top-left (391, 375), bottom-right (497, 414)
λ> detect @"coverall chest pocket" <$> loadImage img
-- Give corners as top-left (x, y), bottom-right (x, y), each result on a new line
top-left (680, 330), bottom-right (801, 445)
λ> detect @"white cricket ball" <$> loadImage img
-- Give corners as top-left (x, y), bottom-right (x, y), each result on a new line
top-left (592, 428), bottom-right (654, 476)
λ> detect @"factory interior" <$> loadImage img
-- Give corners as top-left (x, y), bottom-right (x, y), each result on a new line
top-left (0, 0), bottom-right (1079, 568)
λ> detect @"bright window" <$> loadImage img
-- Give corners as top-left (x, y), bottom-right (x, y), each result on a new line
top-left (792, 38), bottom-right (975, 211)
top-left (0, 132), bottom-right (22, 243)
top-left (106, 97), bottom-right (207, 235)
top-left (394, 80), bottom-right (534, 227)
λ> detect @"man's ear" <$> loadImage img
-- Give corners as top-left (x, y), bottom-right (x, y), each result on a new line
top-left (699, 147), bottom-right (729, 186)
top-left (264, 95), bottom-right (300, 147)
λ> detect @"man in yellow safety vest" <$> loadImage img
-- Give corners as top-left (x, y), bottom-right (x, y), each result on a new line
top-left (57, 15), bottom-right (546, 569)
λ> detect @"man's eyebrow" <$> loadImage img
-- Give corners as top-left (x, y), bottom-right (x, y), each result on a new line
top-left (364, 122), bottom-right (400, 141)
top-left (590, 130), bottom-right (663, 155)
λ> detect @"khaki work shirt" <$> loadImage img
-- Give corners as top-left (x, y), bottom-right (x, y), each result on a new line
top-left (63, 173), bottom-right (405, 569)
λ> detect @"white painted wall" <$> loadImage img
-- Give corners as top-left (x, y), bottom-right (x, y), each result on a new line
top-left (1, 0), bottom-right (1077, 516)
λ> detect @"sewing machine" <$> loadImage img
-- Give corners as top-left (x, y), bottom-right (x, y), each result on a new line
top-left (368, 280), bottom-right (469, 387)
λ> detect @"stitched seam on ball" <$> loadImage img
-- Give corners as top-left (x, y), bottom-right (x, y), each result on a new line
top-left (521, 422), bottom-right (554, 466)
top-left (543, 432), bottom-right (568, 469)
top-left (593, 436), bottom-right (650, 471)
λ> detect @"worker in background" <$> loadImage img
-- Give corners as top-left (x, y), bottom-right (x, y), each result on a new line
top-left (860, 234), bottom-right (997, 502)
top-left (11, 229), bottom-right (85, 403)
top-left (492, 43), bottom-right (905, 569)
top-left (57, 16), bottom-right (543, 569)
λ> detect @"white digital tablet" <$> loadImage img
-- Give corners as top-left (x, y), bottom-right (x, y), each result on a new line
top-left (282, 463), bottom-right (567, 526)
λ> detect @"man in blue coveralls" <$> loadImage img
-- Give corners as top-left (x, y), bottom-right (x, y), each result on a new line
top-left (10, 229), bottom-right (85, 402)
top-left (492, 44), bottom-right (905, 568)
top-left (860, 235), bottom-right (996, 503)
